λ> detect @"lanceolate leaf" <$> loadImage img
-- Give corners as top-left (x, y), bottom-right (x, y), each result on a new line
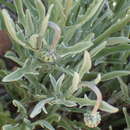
top-left (94, 44), bottom-right (130, 59)
top-left (57, 41), bottom-right (93, 57)
top-left (69, 72), bottom-right (80, 94)
top-left (2, 68), bottom-right (24, 82)
top-left (70, 96), bottom-right (119, 113)
top-left (2, 58), bottom-right (41, 82)
top-left (107, 37), bottom-right (130, 46)
top-left (12, 100), bottom-right (27, 117)
top-left (101, 71), bottom-right (130, 81)
top-left (123, 107), bottom-right (130, 128)
top-left (39, 4), bottom-right (54, 37)
top-left (32, 120), bottom-right (55, 130)
top-left (117, 77), bottom-right (129, 100)
top-left (79, 51), bottom-right (92, 78)
top-left (30, 97), bottom-right (54, 118)
top-left (95, 13), bottom-right (130, 44)
top-left (14, 0), bottom-right (26, 26)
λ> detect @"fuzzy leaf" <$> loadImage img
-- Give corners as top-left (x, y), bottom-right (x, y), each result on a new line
top-left (49, 74), bottom-right (57, 92)
top-left (56, 74), bottom-right (65, 93)
top-left (2, 68), bottom-right (24, 82)
top-left (79, 51), bottom-right (92, 78)
top-left (5, 51), bottom-right (23, 65)
top-left (117, 77), bottom-right (129, 100)
top-left (23, 0), bottom-right (36, 16)
top-left (13, 100), bottom-right (27, 117)
top-left (39, 4), bottom-right (53, 37)
top-left (2, 124), bottom-right (31, 130)
top-left (123, 107), bottom-right (130, 128)
top-left (90, 41), bottom-right (107, 58)
top-left (30, 97), bottom-right (54, 118)
top-left (57, 41), bottom-right (93, 57)
top-left (70, 96), bottom-right (119, 113)
top-left (93, 74), bottom-right (101, 84)
top-left (2, 58), bottom-right (41, 82)
top-left (25, 9), bottom-right (35, 35)
top-left (63, 0), bottom-right (103, 43)
top-left (2, 9), bottom-right (27, 48)
top-left (107, 37), bottom-right (130, 46)
top-left (69, 72), bottom-right (80, 94)
top-left (95, 14), bottom-right (130, 44)
top-left (2, 125), bottom-right (21, 130)
top-left (35, 0), bottom-right (46, 23)
top-left (102, 71), bottom-right (130, 81)
top-left (32, 120), bottom-right (55, 130)
top-left (94, 44), bottom-right (130, 59)
top-left (29, 34), bottom-right (39, 49)
top-left (14, 0), bottom-right (26, 26)
top-left (77, 0), bottom-right (104, 25)
top-left (54, 99), bottom-right (77, 107)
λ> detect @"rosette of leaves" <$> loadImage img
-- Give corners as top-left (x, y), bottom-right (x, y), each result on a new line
top-left (1, 0), bottom-right (130, 129)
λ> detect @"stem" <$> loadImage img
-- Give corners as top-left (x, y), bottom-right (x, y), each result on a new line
top-left (48, 21), bottom-right (61, 50)
top-left (79, 82), bottom-right (102, 114)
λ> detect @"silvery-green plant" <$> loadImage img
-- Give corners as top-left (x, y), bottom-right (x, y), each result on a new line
top-left (1, 0), bottom-right (130, 129)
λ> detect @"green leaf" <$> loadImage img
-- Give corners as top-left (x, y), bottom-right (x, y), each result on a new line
top-left (25, 9), bottom-right (35, 36)
top-left (94, 44), bottom-right (130, 59)
top-left (95, 13), bottom-right (130, 44)
top-left (2, 9), bottom-right (27, 48)
top-left (54, 0), bottom-right (66, 23)
top-left (49, 74), bottom-right (57, 92)
top-left (0, 0), bottom-right (16, 12)
top-left (23, 0), bottom-right (36, 16)
top-left (2, 68), bottom-right (24, 82)
top-left (64, 0), bottom-right (73, 18)
top-left (57, 41), bottom-right (93, 57)
top-left (63, 26), bottom-right (78, 43)
top-left (39, 4), bottom-right (53, 37)
top-left (58, 119), bottom-right (73, 130)
top-left (54, 99), bottom-right (77, 107)
top-left (2, 124), bottom-right (31, 130)
top-left (15, 24), bottom-right (25, 41)
top-left (101, 71), bottom-right (130, 81)
top-left (5, 51), bottom-right (23, 66)
top-left (2, 124), bottom-right (21, 130)
top-left (35, 0), bottom-right (46, 23)
top-left (2, 58), bottom-right (41, 82)
top-left (107, 37), bottom-right (130, 46)
top-left (79, 51), bottom-right (92, 78)
top-left (123, 107), bottom-right (130, 128)
top-left (12, 100), bottom-right (27, 118)
top-left (28, 34), bottom-right (39, 49)
top-left (14, 0), bottom-right (26, 26)
top-left (45, 113), bottom-right (61, 123)
top-left (90, 41), bottom-right (107, 58)
top-left (42, 120), bottom-right (55, 130)
top-left (77, 0), bottom-right (104, 25)
top-left (70, 96), bottom-right (119, 113)
top-left (32, 120), bottom-right (55, 130)
top-left (93, 74), bottom-right (101, 84)
top-left (117, 77), bottom-right (129, 100)
top-left (56, 74), bottom-right (65, 94)
top-left (69, 72), bottom-right (80, 94)
top-left (63, 0), bottom-right (103, 43)
top-left (30, 97), bottom-right (54, 118)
